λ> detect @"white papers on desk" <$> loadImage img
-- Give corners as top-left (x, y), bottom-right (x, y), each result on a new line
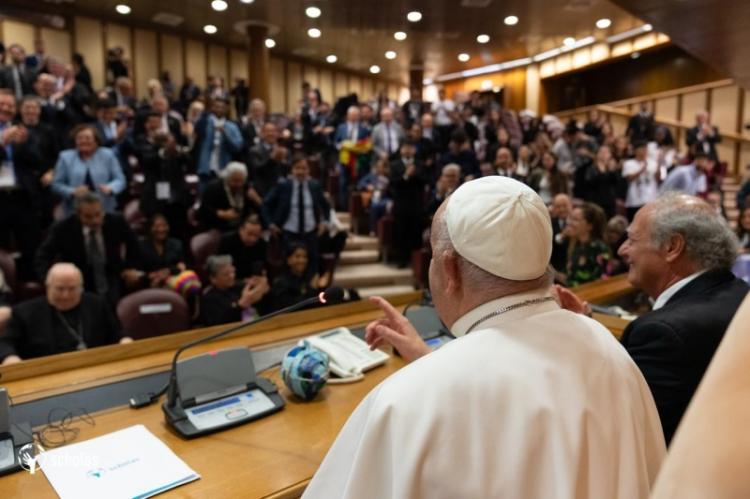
top-left (38, 424), bottom-right (200, 499)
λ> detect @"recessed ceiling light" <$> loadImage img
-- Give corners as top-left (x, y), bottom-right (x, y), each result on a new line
top-left (115, 4), bottom-right (131, 14)
top-left (563, 37), bottom-right (576, 46)
top-left (643, 24), bottom-right (653, 31)
top-left (203, 24), bottom-right (218, 34)
top-left (308, 28), bottom-right (321, 38)
top-left (211, 0), bottom-right (228, 11)
top-left (458, 53), bottom-right (470, 62)
top-left (394, 31), bottom-right (407, 41)
top-left (631, 51), bottom-right (641, 59)
top-left (326, 54), bottom-right (337, 63)
top-left (477, 34), bottom-right (490, 44)
top-left (240, 0), bottom-right (254, 3)
top-left (385, 50), bottom-right (397, 60)
top-left (370, 65), bottom-right (381, 74)
top-left (265, 38), bottom-right (276, 48)
top-left (504, 15), bottom-right (518, 26)
top-left (306, 6), bottom-right (321, 18)
top-left (596, 18), bottom-right (611, 29)
top-left (407, 11), bottom-right (422, 22)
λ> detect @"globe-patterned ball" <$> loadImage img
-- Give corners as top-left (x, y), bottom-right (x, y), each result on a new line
top-left (281, 343), bottom-right (330, 401)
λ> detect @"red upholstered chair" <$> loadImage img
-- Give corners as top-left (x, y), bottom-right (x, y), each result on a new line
top-left (117, 289), bottom-right (191, 340)
top-left (190, 230), bottom-right (221, 283)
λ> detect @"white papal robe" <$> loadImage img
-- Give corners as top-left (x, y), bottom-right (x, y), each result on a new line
top-left (303, 289), bottom-right (666, 499)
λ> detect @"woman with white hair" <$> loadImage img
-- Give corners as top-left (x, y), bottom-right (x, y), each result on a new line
top-left (197, 161), bottom-right (266, 232)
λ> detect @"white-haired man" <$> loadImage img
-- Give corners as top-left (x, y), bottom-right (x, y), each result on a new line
top-left (198, 161), bottom-right (266, 232)
top-left (304, 176), bottom-right (665, 498)
top-left (0, 263), bottom-right (131, 365)
top-left (560, 193), bottom-right (747, 445)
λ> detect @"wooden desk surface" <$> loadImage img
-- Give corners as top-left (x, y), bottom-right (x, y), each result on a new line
top-left (0, 281), bottom-right (633, 498)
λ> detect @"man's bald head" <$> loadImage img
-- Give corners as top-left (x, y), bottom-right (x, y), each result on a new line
top-left (552, 194), bottom-right (571, 219)
top-left (46, 263), bottom-right (84, 311)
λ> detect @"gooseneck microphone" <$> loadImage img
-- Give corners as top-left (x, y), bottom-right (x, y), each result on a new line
top-left (164, 286), bottom-right (345, 408)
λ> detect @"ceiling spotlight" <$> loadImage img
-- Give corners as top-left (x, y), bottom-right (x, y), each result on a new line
top-left (385, 50), bottom-right (397, 60)
top-left (308, 28), bottom-right (321, 38)
top-left (115, 4), bottom-right (131, 14)
top-left (643, 24), bottom-right (653, 31)
top-left (394, 31), bottom-right (407, 41)
top-left (563, 37), bottom-right (576, 46)
top-left (504, 15), bottom-right (518, 26)
top-left (596, 18), bottom-right (611, 29)
top-left (326, 54), bottom-right (337, 63)
top-left (407, 11), bottom-right (422, 22)
top-left (211, 0), bottom-right (228, 11)
top-left (240, 0), bottom-right (254, 3)
top-left (631, 51), bottom-right (641, 59)
top-left (477, 34), bottom-right (490, 44)
top-left (203, 24), bottom-right (218, 34)
top-left (265, 38), bottom-right (276, 48)
top-left (458, 53), bottom-right (470, 62)
top-left (370, 65), bottom-right (381, 74)
top-left (305, 6), bottom-right (322, 18)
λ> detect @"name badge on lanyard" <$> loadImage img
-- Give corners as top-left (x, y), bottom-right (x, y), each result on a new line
top-left (156, 182), bottom-right (171, 200)
top-left (0, 160), bottom-right (17, 189)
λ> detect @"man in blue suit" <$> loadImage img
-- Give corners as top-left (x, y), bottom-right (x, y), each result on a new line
top-left (264, 153), bottom-right (330, 275)
top-left (194, 98), bottom-right (244, 189)
top-left (333, 105), bottom-right (370, 210)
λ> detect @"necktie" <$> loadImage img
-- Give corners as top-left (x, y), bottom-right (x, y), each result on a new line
top-left (297, 181), bottom-right (306, 234)
top-left (12, 66), bottom-right (22, 101)
top-left (87, 230), bottom-right (108, 294)
top-left (386, 123), bottom-right (392, 155)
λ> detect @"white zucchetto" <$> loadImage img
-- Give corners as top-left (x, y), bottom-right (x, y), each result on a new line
top-left (445, 176), bottom-right (552, 280)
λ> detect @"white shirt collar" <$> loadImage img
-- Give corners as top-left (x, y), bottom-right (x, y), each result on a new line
top-left (652, 271), bottom-right (705, 310)
top-left (451, 287), bottom-right (557, 338)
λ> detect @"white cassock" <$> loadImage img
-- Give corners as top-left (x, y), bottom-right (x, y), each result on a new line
top-left (303, 289), bottom-right (666, 499)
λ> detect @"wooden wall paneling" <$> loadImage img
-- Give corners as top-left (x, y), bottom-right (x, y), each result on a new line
top-left (160, 34), bottom-right (184, 88)
top-left (334, 71), bottom-right (348, 99)
top-left (286, 62), bottom-right (302, 113)
top-left (229, 49), bottom-right (249, 84)
top-left (740, 143), bottom-right (750, 177)
top-left (302, 64), bottom-right (319, 90)
top-left (105, 23), bottom-right (131, 58)
top-left (74, 17), bottom-right (105, 91)
top-left (555, 53), bottom-right (572, 73)
top-left (319, 69), bottom-right (333, 104)
top-left (1, 20), bottom-right (35, 52)
top-left (134, 29), bottom-right (158, 100)
top-left (573, 47), bottom-right (591, 69)
top-left (361, 78), bottom-right (374, 101)
top-left (681, 90), bottom-right (707, 122)
top-left (611, 114), bottom-right (628, 136)
top-left (269, 57), bottom-right (286, 113)
top-left (743, 90), bottom-right (750, 141)
top-left (348, 74), bottom-right (362, 98)
top-left (716, 140), bottom-right (736, 170)
top-left (185, 39), bottom-right (207, 90)
top-left (655, 95), bottom-right (679, 121)
top-left (40, 27), bottom-right (71, 64)
top-left (208, 44), bottom-right (229, 84)
top-left (711, 85), bottom-right (740, 132)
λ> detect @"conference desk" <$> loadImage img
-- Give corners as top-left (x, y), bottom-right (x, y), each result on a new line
top-left (0, 279), bottom-right (635, 498)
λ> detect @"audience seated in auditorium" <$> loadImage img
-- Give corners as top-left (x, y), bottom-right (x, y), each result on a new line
top-left (35, 192), bottom-right (144, 306)
top-left (139, 214), bottom-right (187, 286)
top-left (217, 214), bottom-right (268, 281)
top-left (0, 268), bottom-right (11, 331)
top-left (194, 97), bottom-right (244, 186)
top-left (549, 193), bottom-right (571, 273)
top-left (603, 215), bottom-right (629, 276)
top-left (201, 254), bottom-right (269, 326)
top-left (334, 105), bottom-right (372, 209)
top-left (269, 243), bottom-right (331, 312)
top-left (427, 163), bottom-right (460, 217)
top-left (552, 120), bottom-right (579, 174)
top-left (401, 87), bottom-right (425, 128)
top-left (52, 124), bottom-right (126, 215)
top-left (660, 150), bottom-right (713, 196)
top-left (264, 154), bottom-right (330, 275)
top-left (108, 76), bottom-right (137, 114)
top-left (626, 102), bottom-right (655, 143)
top-left (528, 151), bottom-right (569, 205)
top-left (738, 206), bottom-right (750, 253)
top-left (686, 110), bottom-right (721, 162)
top-left (0, 263), bottom-right (132, 365)
top-left (1, 44), bottom-right (35, 101)
top-left (199, 161), bottom-right (266, 232)
top-left (623, 140), bottom-right (660, 220)
top-left (576, 144), bottom-right (620, 218)
top-left (736, 163), bottom-right (750, 209)
top-left (357, 156), bottom-right (391, 235)
top-left (247, 121), bottom-right (289, 198)
top-left (372, 107), bottom-right (404, 159)
top-left (389, 141), bottom-right (426, 267)
top-left (239, 98), bottom-right (267, 148)
top-left (562, 202), bottom-right (611, 286)
top-left (439, 130), bottom-right (479, 180)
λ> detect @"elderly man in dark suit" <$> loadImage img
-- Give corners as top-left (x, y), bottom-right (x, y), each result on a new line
top-left (1, 44), bottom-right (36, 101)
top-left (264, 153), bottom-right (330, 275)
top-left (559, 192), bottom-right (748, 445)
top-left (0, 263), bottom-right (132, 365)
top-left (247, 121), bottom-right (289, 198)
top-left (686, 110), bottom-right (722, 162)
top-left (34, 192), bottom-right (144, 306)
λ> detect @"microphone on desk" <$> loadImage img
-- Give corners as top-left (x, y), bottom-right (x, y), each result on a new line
top-left (155, 287), bottom-right (345, 438)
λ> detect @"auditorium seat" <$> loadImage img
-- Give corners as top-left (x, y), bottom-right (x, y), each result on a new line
top-left (123, 199), bottom-right (147, 234)
top-left (190, 230), bottom-right (221, 283)
top-left (116, 289), bottom-right (191, 340)
top-left (377, 215), bottom-right (395, 263)
top-left (348, 192), bottom-right (370, 235)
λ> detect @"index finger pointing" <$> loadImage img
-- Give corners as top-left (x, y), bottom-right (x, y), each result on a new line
top-left (369, 296), bottom-right (405, 323)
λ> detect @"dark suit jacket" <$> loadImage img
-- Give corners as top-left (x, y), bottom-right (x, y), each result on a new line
top-left (621, 269), bottom-right (749, 444)
top-left (0, 127), bottom-right (45, 206)
top-left (0, 294), bottom-right (122, 362)
top-left (134, 135), bottom-right (191, 215)
top-left (550, 217), bottom-right (568, 272)
top-left (198, 178), bottom-right (267, 232)
top-left (247, 142), bottom-right (288, 198)
top-left (217, 232), bottom-right (267, 280)
top-left (0, 64), bottom-right (35, 96)
top-left (34, 214), bottom-right (143, 299)
top-left (263, 178), bottom-right (330, 230)
top-left (389, 159), bottom-right (426, 216)
top-left (686, 125), bottom-right (722, 161)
